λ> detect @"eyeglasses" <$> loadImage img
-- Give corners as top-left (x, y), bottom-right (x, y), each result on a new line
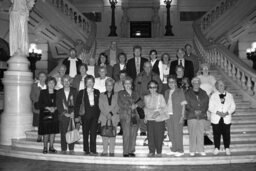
top-left (149, 86), bottom-right (157, 89)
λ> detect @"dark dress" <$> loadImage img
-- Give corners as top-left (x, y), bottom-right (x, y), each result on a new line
top-left (38, 89), bottom-right (59, 135)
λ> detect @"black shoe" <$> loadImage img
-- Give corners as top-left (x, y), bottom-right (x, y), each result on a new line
top-left (140, 132), bottom-right (146, 136)
top-left (84, 151), bottom-right (90, 155)
top-left (109, 153), bottom-right (115, 157)
top-left (43, 148), bottom-right (48, 154)
top-left (123, 154), bottom-right (129, 157)
top-left (129, 153), bottom-right (136, 157)
top-left (49, 147), bottom-right (57, 153)
top-left (90, 152), bottom-right (98, 156)
top-left (37, 138), bottom-right (42, 142)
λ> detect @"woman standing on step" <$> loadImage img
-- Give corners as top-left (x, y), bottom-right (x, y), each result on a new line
top-left (99, 78), bottom-right (119, 156)
top-left (185, 77), bottom-right (209, 156)
top-left (149, 50), bottom-right (163, 81)
top-left (56, 75), bottom-right (78, 154)
top-left (75, 75), bottom-right (101, 156)
top-left (161, 53), bottom-right (171, 94)
top-left (144, 80), bottom-right (168, 157)
top-left (72, 63), bottom-right (88, 91)
top-left (95, 53), bottom-right (113, 78)
top-left (38, 76), bottom-right (59, 154)
top-left (209, 80), bottom-right (236, 156)
top-left (118, 76), bottom-right (142, 157)
top-left (30, 71), bottom-right (47, 142)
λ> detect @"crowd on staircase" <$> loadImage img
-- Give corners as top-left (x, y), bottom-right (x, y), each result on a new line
top-left (29, 41), bottom-right (236, 157)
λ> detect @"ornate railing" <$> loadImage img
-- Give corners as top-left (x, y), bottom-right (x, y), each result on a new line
top-left (50, 0), bottom-right (94, 36)
top-left (200, 0), bottom-right (238, 33)
top-left (193, 19), bottom-right (256, 98)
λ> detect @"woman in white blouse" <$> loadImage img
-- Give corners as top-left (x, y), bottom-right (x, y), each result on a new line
top-left (144, 80), bottom-right (168, 157)
top-left (197, 63), bottom-right (216, 96)
top-left (94, 66), bottom-right (110, 93)
top-left (161, 53), bottom-right (171, 93)
top-left (209, 80), bottom-right (236, 156)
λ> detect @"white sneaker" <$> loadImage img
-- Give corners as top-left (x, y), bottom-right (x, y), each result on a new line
top-left (200, 152), bottom-right (206, 156)
top-left (190, 152), bottom-right (195, 156)
top-left (174, 152), bottom-right (184, 157)
top-left (225, 148), bottom-right (231, 156)
top-left (166, 151), bottom-right (176, 155)
top-left (213, 148), bottom-right (219, 155)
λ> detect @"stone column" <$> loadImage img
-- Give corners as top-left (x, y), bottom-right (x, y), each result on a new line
top-left (120, 7), bottom-right (129, 38)
top-left (152, 7), bottom-right (161, 38)
top-left (0, 0), bottom-right (35, 145)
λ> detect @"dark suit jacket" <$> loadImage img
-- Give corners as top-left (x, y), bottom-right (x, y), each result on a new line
top-left (62, 57), bottom-right (83, 76)
top-left (74, 88), bottom-right (100, 119)
top-left (38, 89), bottom-right (57, 110)
top-left (112, 63), bottom-right (126, 81)
top-left (56, 87), bottom-right (78, 116)
top-left (126, 57), bottom-right (148, 80)
top-left (169, 59), bottom-right (194, 81)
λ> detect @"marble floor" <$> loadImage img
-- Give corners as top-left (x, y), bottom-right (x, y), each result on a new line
top-left (0, 155), bottom-right (256, 171)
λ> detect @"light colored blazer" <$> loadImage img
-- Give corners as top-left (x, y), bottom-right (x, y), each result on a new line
top-left (208, 91), bottom-right (236, 124)
top-left (99, 92), bottom-right (120, 127)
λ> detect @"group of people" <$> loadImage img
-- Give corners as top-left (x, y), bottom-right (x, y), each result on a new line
top-left (30, 42), bottom-right (236, 157)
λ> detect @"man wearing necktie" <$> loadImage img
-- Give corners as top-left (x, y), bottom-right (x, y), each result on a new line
top-left (126, 45), bottom-right (148, 81)
top-left (169, 48), bottom-right (194, 81)
top-left (63, 48), bottom-right (82, 78)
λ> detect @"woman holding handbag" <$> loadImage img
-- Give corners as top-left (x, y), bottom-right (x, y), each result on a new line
top-left (98, 78), bottom-right (119, 156)
top-left (75, 75), bottom-right (101, 156)
top-left (38, 76), bottom-right (59, 154)
top-left (118, 76), bottom-right (142, 157)
top-left (144, 80), bottom-right (168, 157)
top-left (56, 75), bottom-right (78, 154)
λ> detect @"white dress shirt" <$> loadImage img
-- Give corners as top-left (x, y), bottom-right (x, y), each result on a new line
top-left (79, 75), bottom-right (87, 91)
top-left (87, 88), bottom-right (94, 106)
top-left (94, 77), bottom-right (109, 93)
top-left (68, 57), bottom-right (78, 78)
top-left (162, 64), bottom-right (170, 84)
top-left (209, 91), bottom-right (236, 124)
top-left (87, 65), bottom-right (95, 77)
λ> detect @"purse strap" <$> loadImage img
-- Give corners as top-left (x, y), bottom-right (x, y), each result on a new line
top-left (67, 118), bottom-right (75, 131)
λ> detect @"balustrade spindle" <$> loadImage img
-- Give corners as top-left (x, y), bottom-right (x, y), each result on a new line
top-left (56, 0), bottom-right (59, 8)
top-left (252, 78), bottom-right (256, 96)
top-left (60, 0), bottom-right (64, 12)
top-left (247, 76), bottom-right (253, 95)
top-left (241, 72), bottom-right (247, 89)
top-left (220, 2), bottom-right (224, 14)
top-left (224, 58), bottom-right (228, 73)
top-left (231, 64), bottom-right (236, 80)
top-left (78, 16), bottom-right (82, 27)
top-left (228, 61), bottom-right (232, 77)
top-left (236, 68), bottom-right (241, 85)
top-left (74, 12), bottom-right (77, 23)
top-left (69, 8), bottom-right (73, 18)
top-left (211, 10), bottom-right (215, 23)
top-left (83, 19), bottom-right (86, 30)
top-left (220, 55), bottom-right (224, 69)
top-left (64, 4), bottom-right (68, 15)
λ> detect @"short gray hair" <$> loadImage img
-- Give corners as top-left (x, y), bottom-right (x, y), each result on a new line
top-left (105, 77), bottom-right (115, 86)
top-left (191, 77), bottom-right (201, 84)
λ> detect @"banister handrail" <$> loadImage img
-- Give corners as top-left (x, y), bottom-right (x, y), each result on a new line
top-left (50, 0), bottom-right (94, 37)
top-left (193, 19), bottom-right (256, 97)
top-left (200, 0), bottom-right (239, 32)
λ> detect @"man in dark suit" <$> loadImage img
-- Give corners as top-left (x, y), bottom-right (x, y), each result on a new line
top-left (74, 75), bottom-right (100, 155)
top-left (126, 45), bottom-right (148, 81)
top-left (63, 48), bottom-right (82, 78)
top-left (169, 48), bottom-right (194, 81)
top-left (184, 43), bottom-right (200, 75)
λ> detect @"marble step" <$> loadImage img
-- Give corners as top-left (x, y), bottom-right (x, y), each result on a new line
top-left (1, 145), bottom-right (255, 165)
top-left (12, 139), bottom-right (256, 154)
top-left (25, 131), bottom-right (256, 145)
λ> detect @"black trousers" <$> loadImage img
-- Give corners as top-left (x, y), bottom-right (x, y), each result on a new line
top-left (59, 116), bottom-right (75, 151)
top-left (147, 121), bottom-right (165, 154)
top-left (82, 116), bottom-right (98, 153)
top-left (211, 117), bottom-right (231, 149)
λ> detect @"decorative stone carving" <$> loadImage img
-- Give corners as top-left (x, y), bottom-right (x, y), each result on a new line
top-left (9, 0), bottom-right (35, 57)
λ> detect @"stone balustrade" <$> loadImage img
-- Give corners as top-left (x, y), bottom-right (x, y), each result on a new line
top-left (200, 0), bottom-right (238, 32)
top-left (50, 0), bottom-right (92, 35)
top-left (193, 20), bottom-right (256, 98)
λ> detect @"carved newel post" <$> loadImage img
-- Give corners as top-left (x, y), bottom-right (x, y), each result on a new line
top-left (0, 0), bottom-right (35, 145)
top-left (164, 0), bottom-right (174, 36)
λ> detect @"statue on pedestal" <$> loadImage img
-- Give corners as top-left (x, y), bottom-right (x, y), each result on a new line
top-left (9, 0), bottom-right (35, 57)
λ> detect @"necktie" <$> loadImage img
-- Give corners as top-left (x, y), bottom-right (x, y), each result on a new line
top-left (136, 57), bottom-right (140, 75)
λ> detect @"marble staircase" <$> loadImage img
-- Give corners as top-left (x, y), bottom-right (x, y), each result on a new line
top-left (1, 67), bottom-right (256, 165)
top-left (95, 37), bottom-right (192, 60)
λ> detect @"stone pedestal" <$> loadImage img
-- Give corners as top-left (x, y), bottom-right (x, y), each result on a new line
top-left (0, 54), bottom-right (33, 145)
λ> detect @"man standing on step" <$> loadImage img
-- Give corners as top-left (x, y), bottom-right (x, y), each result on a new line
top-left (184, 44), bottom-right (200, 75)
top-left (104, 41), bottom-right (124, 66)
top-left (170, 48), bottom-right (194, 82)
top-left (126, 45), bottom-right (148, 81)
top-left (63, 48), bottom-right (82, 78)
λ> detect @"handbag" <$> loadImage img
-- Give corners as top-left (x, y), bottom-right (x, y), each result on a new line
top-left (42, 109), bottom-right (53, 121)
top-left (100, 119), bottom-right (116, 137)
top-left (79, 90), bottom-right (85, 116)
top-left (65, 118), bottom-right (81, 144)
